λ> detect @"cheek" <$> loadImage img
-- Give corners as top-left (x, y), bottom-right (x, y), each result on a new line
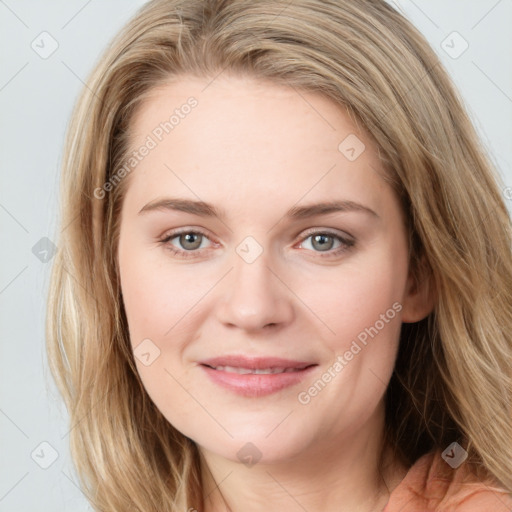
top-left (118, 241), bottom-right (206, 427)
top-left (292, 254), bottom-right (406, 426)
top-left (119, 241), bottom-right (206, 347)
top-left (297, 251), bottom-right (407, 351)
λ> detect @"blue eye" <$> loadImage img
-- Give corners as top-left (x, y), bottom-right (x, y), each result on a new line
top-left (158, 228), bottom-right (355, 259)
top-left (298, 231), bottom-right (355, 257)
top-left (170, 232), bottom-right (205, 250)
top-left (160, 229), bottom-right (212, 258)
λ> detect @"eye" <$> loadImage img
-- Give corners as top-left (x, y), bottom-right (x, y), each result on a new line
top-left (298, 230), bottom-right (355, 258)
top-left (159, 229), bottom-right (213, 258)
top-left (158, 228), bottom-right (355, 260)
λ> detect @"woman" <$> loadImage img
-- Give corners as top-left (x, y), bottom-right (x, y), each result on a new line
top-left (47, 0), bottom-right (512, 510)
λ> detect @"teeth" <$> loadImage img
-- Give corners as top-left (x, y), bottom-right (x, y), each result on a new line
top-left (213, 365), bottom-right (298, 374)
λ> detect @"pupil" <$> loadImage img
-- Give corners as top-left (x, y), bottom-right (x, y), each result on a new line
top-left (182, 233), bottom-right (201, 249)
top-left (314, 234), bottom-right (332, 251)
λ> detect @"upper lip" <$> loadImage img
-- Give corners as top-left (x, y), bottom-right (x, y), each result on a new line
top-left (199, 355), bottom-right (316, 370)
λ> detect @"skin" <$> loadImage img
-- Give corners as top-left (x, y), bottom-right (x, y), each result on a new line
top-left (117, 75), bottom-right (434, 512)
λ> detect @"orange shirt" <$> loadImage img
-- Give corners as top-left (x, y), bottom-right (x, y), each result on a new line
top-left (383, 449), bottom-right (512, 511)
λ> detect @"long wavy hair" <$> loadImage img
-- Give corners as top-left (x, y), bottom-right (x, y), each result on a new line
top-left (46, 0), bottom-right (512, 510)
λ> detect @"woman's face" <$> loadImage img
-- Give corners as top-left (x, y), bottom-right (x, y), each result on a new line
top-left (117, 75), bottom-right (426, 465)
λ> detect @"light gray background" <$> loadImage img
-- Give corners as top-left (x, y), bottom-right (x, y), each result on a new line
top-left (1, 1), bottom-right (511, 510)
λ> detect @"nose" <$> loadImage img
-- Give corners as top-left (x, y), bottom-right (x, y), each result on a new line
top-left (215, 250), bottom-right (295, 333)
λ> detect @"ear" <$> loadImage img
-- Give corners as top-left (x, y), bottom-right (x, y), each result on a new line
top-left (401, 255), bottom-right (436, 323)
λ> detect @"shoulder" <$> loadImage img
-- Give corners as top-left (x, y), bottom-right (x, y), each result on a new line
top-left (383, 449), bottom-right (512, 512)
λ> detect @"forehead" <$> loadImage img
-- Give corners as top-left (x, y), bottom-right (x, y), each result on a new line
top-left (123, 75), bottom-right (390, 216)
top-left (130, 74), bottom-right (371, 152)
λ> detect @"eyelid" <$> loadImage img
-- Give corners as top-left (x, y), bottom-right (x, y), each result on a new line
top-left (160, 226), bottom-right (211, 241)
top-left (296, 226), bottom-right (354, 243)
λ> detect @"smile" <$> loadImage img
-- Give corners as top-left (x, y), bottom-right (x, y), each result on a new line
top-left (206, 365), bottom-right (305, 374)
top-left (199, 356), bottom-right (317, 397)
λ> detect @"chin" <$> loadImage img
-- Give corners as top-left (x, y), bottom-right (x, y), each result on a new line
top-left (192, 419), bottom-right (316, 466)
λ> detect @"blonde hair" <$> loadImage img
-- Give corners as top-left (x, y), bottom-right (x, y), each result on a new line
top-left (47, 0), bottom-right (512, 509)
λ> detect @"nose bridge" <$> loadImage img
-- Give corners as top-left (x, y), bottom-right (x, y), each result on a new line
top-left (215, 237), bottom-right (293, 330)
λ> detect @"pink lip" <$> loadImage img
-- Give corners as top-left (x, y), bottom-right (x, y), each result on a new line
top-left (199, 355), bottom-right (317, 397)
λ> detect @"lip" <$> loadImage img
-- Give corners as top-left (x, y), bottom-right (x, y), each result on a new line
top-left (199, 355), bottom-right (317, 397)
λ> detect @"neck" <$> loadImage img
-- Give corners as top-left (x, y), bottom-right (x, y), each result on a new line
top-left (198, 403), bottom-right (408, 512)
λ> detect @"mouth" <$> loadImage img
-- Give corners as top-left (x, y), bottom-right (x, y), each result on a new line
top-left (203, 365), bottom-right (310, 374)
top-left (199, 356), bottom-right (317, 397)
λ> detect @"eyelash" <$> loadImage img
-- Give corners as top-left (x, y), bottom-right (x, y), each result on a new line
top-left (158, 228), bottom-right (355, 260)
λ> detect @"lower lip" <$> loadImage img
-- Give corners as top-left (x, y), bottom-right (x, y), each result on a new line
top-left (200, 365), bottom-right (317, 397)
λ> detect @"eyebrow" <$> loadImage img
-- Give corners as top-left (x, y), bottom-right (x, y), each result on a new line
top-left (138, 197), bottom-right (379, 220)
